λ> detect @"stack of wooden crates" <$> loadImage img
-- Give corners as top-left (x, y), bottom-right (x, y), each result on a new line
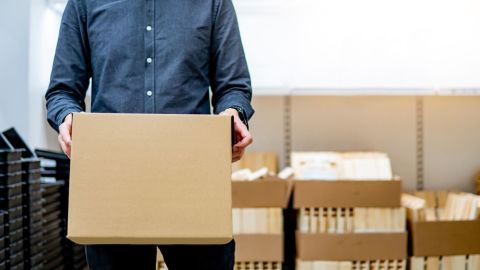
top-left (292, 152), bottom-right (408, 270)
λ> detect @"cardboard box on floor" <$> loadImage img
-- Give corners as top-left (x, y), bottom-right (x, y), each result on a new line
top-left (232, 152), bottom-right (291, 263)
top-left (409, 219), bottom-right (480, 256)
top-left (294, 179), bottom-right (402, 208)
top-left (232, 178), bottom-right (290, 262)
top-left (294, 178), bottom-right (407, 261)
top-left (232, 152), bottom-right (278, 175)
top-left (68, 113), bottom-right (233, 245)
top-left (405, 191), bottom-right (480, 256)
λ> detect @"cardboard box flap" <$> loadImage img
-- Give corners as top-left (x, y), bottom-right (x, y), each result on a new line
top-left (232, 176), bottom-right (292, 208)
top-left (293, 180), bottom-right (401, 208)
top-left (296, 232), bottom-right (407, 261)
top-left (410, 220), bottom-right (480, 256)
top-left (68, 113), bottom-right (233, 245)
top-left (234, 234), bottom-right (284, 262)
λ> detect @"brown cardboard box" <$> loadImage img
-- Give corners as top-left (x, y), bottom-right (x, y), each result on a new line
top-left (410, 220), bottom-right (480, 256)
top-left (232, 177), bottom-right (290, 262)
top-left (68, 113), bottom-right (233, 245)
top-left (296, 232), bottom-right (407, 261)
top-left (233, 152), bottom-right (278, 174)
top-left (232, 176), bottom-right (292, 208)
top-left (234, 234), bottom-right (284, 262)
top-left (293, 180), bottom-right (402, 208)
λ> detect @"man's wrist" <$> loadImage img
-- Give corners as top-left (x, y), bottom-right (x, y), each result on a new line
top-left (229, 106), bottom-right (249, 129)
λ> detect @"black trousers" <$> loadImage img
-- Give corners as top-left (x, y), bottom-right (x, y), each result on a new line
top-left (85, 240), bottom-right (235, 270)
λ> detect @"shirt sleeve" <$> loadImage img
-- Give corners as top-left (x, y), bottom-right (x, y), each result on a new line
top-left (45, 0), bottom-right (91, 132)
top-left (209, 0), bottom-right (255, 121)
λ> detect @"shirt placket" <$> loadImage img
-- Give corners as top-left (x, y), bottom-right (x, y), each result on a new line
top-left (144, 0), bottom-right (155, 113)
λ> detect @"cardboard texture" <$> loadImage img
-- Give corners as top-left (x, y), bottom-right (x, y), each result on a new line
top-left (296, 232), bottom-right (407, 261)
top-left (293, 180), bottom-right (402, 208)
top-left (232, 177), bottom-right (292, 208)
top-left (410, 220), bottom-right (480, 256)
top-left (68, 113), bottom-right (233, 245)
top-left (234, 234), bottom-right (284, 262)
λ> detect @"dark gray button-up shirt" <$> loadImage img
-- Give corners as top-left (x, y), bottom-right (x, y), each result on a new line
top-left (46, 0), bottom-right (254, 131)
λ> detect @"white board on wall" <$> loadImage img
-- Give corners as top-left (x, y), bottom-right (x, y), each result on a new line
top-left (234, 0), bottom-right (480, 94)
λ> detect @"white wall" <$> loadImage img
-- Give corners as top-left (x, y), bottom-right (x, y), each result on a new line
top-left (0, 0), bottom-right (31, 136)
top-left (234, 0), bottom-right (480, 94)
top-left (28, 0), bottom-right (63, 150)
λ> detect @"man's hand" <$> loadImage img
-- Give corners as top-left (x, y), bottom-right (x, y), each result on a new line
top-left (58, 113), bottom-right (73, 159)
top-left (220, 108), bottom-right (253, 162)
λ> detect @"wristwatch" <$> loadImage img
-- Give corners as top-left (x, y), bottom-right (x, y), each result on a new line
top-left (230, 106), bottom-right (249, 129)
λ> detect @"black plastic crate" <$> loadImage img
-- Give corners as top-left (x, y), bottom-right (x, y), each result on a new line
top-left (8, 251), bottom-right (24, 266)
top-left (30, 265), bottom-right (44, 270)
top-left (30, 233), bottom-right (44, 246)
top-left (44, 219), bottom-right (62, 232)
top-left (0, 226), bottom-right (4, 238)
top-left (28, 213), bottom-right (42, 227)
top-left (0, 211), bottom-right (5, 224)
top-left (0, 194), bottom-right (22, 210)
top-left (30, 253), bottom-right (44, 267)
top-left (28, 180), bottom-right (42, 192)
top-left (44, 227), bottom-right (62, 242)
top-left (0, 237), bottom-right (4, 249)
top-left (8, 239), bottom-right (24, 254)
top-left (2, 128), bottom-right (35, 159)
top-left (8, 228), bottom-right (23, 243)
top-left (0, 161), bottom-right (22, 174)
top-left (0, 248), bottom-right (4, 262)
top-left (28, 201), bottom-right (42, 214)
top-left (0, 172), bottom-right (22, 186)
top-left (0, 183), bottom-right (23, 198)
top-left (44, 245), bottom-right (63, 261)
top-left (30, 242), bottom-right (43, 254)
top-left (44, 201), bottom-right (61, 214)
top-left (44, 254), bottom-right (64, 270)
top-left (44, 237), bottom-right (63, 252)
top-left (43, 192), bottom-right (61, 205)
top-left (43, 210), bottom-right (61, 224)
top-left (10, 261), bottom-right (24, 270)
top-left (22, 170), bottom-right (41, 183)
top-left (0, 134), bottom-right (22, 163)
top-left (0, 260), bottom-right (5, 270)
top-left (0, 150), bottom-right (22, 163)
top-left (28, 212), bottom-right (42, 225)
top-left (28, 224), bottom-right (43, 236)
top-left (27, 191), bottom-right (42, 203)
top-left (41, 182), bottom-right (64, 197)
top-left (21, 159), bottom-right (40, 172)
top-left (7, 206), bottom-right (23, 220)
top-left (7, 217), bottom-right (23, 231)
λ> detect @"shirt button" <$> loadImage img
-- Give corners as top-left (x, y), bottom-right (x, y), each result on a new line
top-left (146, 25), bottom-right (152, 31)
top-left (146, 90), bottom-right (153, 96)
top-left (146, 58), bottom-right (152, 64)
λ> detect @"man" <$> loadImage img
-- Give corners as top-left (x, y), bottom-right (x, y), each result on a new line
top-left (45, 0), bottom-right (254, 269)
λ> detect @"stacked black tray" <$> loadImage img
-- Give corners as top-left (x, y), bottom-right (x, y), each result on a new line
top-left (36, 149), bottom-right (87, 270)
top-left (2, 128), bottom-right (44, 270)
top-left (41, 181), bottom-right (66, 270)
top-left (0, 211), bottom-right (7, 270)
top-left (0, 132), bottom-right (26, 269)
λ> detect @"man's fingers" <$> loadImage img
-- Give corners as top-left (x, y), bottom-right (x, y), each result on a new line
top-left (59, 124), bottom-right (72, 146)
top-left (58, 135), bottom-right (71, 159)
top-left (232, 147), bottom-right (245, 162)
top-left (233, 121), bottom-right (253, 148)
